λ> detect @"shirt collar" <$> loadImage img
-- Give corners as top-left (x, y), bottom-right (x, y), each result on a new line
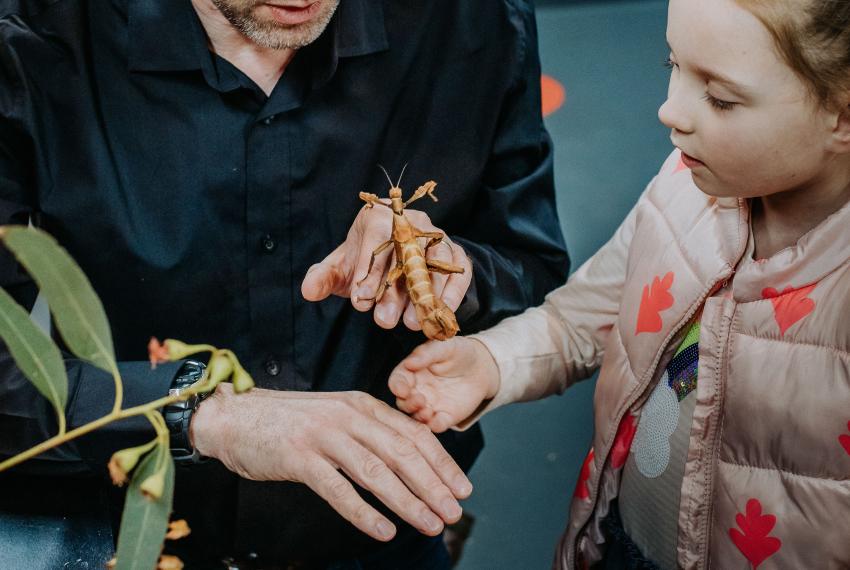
top-left (127, 0), bottom-right (388, 73)
top-left (128, 1), bottom-right (206, 72)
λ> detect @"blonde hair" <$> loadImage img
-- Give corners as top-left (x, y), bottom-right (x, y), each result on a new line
top-left (735, 0), bottom-right (850, 110)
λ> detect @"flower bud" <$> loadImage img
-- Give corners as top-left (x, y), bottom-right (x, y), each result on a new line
top-left (231, 360), bottom-right (255, 394)
top-left (165, 519), bottom-right (191, 541)
top-left (164, 339), bottom-right (203, 361)
top-left (140, 466), bottom-right (166, 501)
top-left (157, 555), bottom-right (184, 569)
top-left (107, 440), bottom-right (156, 486)
top-left (207, 352), bottom-right (234, 386)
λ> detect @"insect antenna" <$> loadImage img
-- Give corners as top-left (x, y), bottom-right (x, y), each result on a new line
top-left (378, 164), bottom-right (394, 188)
top-left (396, 163), bottom-right (409, 188)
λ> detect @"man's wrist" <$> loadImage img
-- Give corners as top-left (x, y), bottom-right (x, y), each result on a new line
top-left (189, 382), bottom-right (229, 459)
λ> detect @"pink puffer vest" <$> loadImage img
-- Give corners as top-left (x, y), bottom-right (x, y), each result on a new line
top-left (470, 151), bottom-right (850, 569)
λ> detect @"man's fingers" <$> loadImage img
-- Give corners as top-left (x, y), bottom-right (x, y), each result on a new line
top-left (351, 209), bottom-right (394, 311)
top-left (402, 302), bottom-right (421, 331)
top-left (441, 248), bottom-right (473, 312)
top-left (336, 440), bottom-right (450, 535)
top-left (372, 279), bottom-right (407, 329)
top-left (371, 403), bottom-right (472, 500)
top-left (303, 457), bottom-right (397, 542)
top-left (301, 246), bottom-right (350, 302)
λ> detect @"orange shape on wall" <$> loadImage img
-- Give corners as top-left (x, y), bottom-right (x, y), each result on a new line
top-left (541, 74), bottom-right (566, 117)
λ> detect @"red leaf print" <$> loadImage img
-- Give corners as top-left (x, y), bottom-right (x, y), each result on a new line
top-left (573, 448), bottom-right (595, 500)
top-left (761, 284), bottom-right (816, 337)
top-left (635, 272), bottom-right (675, 335)
top-left (610, 414), bottom-right (637, 469)
top-left (839, 421), bottom-right (850, 457)
top-left (729, 499), bottom-right (782, 569)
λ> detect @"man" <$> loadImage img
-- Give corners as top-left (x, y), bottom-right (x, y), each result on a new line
top-left (0, 0), bottom-right (568, 568)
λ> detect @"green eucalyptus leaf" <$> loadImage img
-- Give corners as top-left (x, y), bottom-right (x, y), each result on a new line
top-left (0, 226), bottom-right (116, 373)
top-left (0, 287), bottom-right (67, 431)
top-left (114, 443), bottom-right (175, 570)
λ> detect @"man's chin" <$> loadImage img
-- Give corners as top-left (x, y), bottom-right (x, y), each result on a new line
top-left (215, 0), bottom-right (339, 50)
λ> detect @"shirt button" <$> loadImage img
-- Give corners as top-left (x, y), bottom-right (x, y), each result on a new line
top-left (264, 358), bottom-right (280, 377)
top-left (261, 234), bottom-right (276, 253)
top-left (263, 115), bottom-right (276, 125)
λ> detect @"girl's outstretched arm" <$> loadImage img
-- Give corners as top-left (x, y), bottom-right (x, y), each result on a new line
top-left (390, 182), bottom-right (650, 431)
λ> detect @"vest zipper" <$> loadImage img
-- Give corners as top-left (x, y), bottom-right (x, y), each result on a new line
top-left (698, 300), bottom-right (737, 568)
top-left (569, 270), bottom-right (733, 568)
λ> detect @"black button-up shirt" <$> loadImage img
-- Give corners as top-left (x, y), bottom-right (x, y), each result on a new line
top-left (0, 0), bottom-right (568, 563)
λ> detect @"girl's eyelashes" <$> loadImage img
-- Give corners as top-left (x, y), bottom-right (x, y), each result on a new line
top-left (664, 54), bottom-right (736, 111)
top-left (702, 93), bottom-right (738, 111)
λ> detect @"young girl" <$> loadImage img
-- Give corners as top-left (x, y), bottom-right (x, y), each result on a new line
top-left (388, 0), bottom-right (850, 568)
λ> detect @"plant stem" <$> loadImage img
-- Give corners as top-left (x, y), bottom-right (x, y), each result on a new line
top-left (0, 381), bottom-right (208, 472)
top-left (111, 364), bottom-right (123, 415)
top-left (57, 411), bottom-right (66, 437)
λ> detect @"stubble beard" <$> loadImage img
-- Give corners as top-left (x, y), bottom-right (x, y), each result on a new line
top-left (211, 0), bottom-right (340, 49)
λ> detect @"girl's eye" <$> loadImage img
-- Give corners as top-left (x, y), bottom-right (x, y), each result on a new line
top-left (703, 93), bottom-right (737, 111)
top-left (664, 56), bottom-right (678, 70)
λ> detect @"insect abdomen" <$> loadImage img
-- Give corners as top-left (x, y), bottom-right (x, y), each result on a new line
top-left (401, 240), bottom-right (435, 307)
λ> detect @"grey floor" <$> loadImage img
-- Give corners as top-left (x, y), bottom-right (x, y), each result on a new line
top-left (456, 2), bottom-right (671, 568)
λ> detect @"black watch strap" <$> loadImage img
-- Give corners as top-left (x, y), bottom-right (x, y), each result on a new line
top-left (164, 360), bottom-right (210, 465)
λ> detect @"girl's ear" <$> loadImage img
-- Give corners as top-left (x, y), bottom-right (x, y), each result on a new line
top-left (828, 100), bottom-right (850, 153)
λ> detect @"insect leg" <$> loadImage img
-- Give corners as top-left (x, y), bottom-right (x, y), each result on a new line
top-left (359, 192), bottom-right (392, 209)
top-left (356, 239), bottom-right (394, 285)
top-left (426, 258), bottom-right (465, 275)
top-left (403, 181), bottom-right (438, 208)
top-left (416, 230), bottom-right (445, 252)
top-left (373, 264), bottom-right (404, 304)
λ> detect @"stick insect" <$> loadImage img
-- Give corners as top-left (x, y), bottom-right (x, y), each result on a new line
top-left (358, 166), bottom-right (465, 341)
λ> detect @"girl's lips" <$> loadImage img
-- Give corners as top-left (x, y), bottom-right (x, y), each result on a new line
top-left (680, 151), bottom-right (705, 169)
top-left (264, 2), bottom-right (321, 25)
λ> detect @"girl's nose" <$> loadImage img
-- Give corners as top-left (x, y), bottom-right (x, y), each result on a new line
top-left (658, 91), bottom-right (694, 134)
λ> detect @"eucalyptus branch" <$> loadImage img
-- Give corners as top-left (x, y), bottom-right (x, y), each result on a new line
top-left (0, 227), bottom-right (256, 569)
top-left (0, 340), bottom-right (253, 473)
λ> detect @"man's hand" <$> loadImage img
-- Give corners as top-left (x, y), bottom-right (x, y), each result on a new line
top-left (301, 204), bottom-right (472, 330)
top-left (389, 337), bottom-right (501, 433)
top-left (190, 384), bottom-right (473, 542)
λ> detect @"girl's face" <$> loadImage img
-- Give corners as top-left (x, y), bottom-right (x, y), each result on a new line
top-left (659, 0), bottom-right (841, 199)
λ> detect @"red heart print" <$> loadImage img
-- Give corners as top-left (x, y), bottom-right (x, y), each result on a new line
top-left (840, 421), bottom-right (850, 457)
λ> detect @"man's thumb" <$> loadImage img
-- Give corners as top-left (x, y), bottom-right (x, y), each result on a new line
top-left (301, 262), bottom-right (345, 301)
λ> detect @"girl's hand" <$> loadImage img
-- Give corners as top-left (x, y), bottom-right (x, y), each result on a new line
top-left (388, 337), bottom-right (500, 433)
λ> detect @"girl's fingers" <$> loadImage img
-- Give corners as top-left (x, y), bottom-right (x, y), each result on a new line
top-left (405, 340), bottom-right (453, 371)
top-left (428, 411), bottom-right (456, 434)
top-left (388, 370), bottom-right (413, 399)
top-left (413, 405), bottom-right (435, 423)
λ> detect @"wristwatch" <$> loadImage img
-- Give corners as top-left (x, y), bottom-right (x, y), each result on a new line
top-left (163, 360), bottom-right (210, 465)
